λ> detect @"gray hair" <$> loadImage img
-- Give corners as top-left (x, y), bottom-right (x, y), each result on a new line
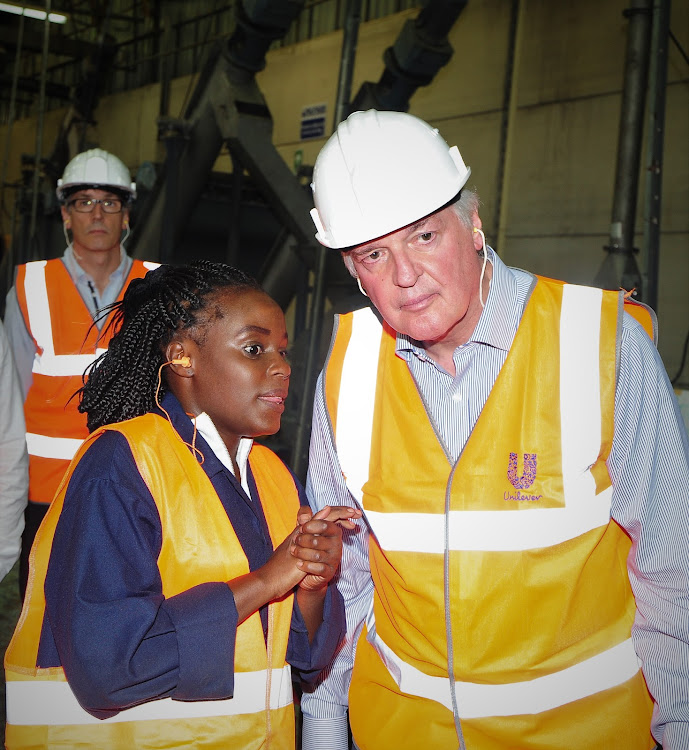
top-left (341, 188), bottom-right (480, 278)
top-left (450, 188), bottom-right (480, 229)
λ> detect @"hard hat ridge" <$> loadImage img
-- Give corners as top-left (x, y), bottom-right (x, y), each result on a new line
top-left (310, 109), bottom-right (471, 249)
top-left (56, 148), bottom-right (137, 202)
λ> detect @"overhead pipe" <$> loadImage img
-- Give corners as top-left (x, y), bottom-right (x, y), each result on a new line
top-left (350, 0), bottom-right (468, 113)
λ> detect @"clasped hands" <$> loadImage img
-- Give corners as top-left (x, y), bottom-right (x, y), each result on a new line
top-left (228, 504), bottom-right (362, 624)
top-left (290, 505), bottom-right (362, 592)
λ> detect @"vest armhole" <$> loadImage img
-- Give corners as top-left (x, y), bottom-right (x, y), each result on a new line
top-left (623, 297), bottom-right (658, 347)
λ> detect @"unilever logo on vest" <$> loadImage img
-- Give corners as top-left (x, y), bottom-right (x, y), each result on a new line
top-left (505, 452), bottom-right (542, 502)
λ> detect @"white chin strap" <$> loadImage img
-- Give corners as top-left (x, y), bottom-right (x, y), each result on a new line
top-left (474, 227), bottom-right (488, 308)
top-left (356, 275), bottom-right (369, 297)
top-left (121, 223), bottom-right (130, 249)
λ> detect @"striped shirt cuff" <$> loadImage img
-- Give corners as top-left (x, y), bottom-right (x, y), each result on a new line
top-left (301, 714), bottom-right (349, 750)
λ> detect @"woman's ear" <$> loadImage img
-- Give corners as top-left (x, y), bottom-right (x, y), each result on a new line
top-left (166, 342), bottom-right (194, 376)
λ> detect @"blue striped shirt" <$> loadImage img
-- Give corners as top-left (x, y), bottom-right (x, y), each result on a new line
top-left (301, 250), bottom-right (689, 750)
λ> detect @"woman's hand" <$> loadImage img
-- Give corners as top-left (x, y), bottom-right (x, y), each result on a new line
top-left (227, 527), bottom-right (306, 624)
top-left (228, 506), bottom-right (362, 624)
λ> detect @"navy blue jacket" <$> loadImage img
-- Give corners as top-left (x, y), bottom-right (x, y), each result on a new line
top-left (39, 393), bottom-right (344, 719)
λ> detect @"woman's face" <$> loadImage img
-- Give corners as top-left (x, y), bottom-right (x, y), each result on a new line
top-left (178, 288), bottom-right (291, 457)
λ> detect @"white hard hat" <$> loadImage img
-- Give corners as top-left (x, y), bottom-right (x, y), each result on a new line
top-left (56, 148), bottom-right (137, 201)
top-left (310, 110), bottom-right (471, 249)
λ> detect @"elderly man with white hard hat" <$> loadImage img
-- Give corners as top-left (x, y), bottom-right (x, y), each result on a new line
top-left (3, 148), bottom-right (156, 599)
top-left (300, 110), bottom-right (688, 750)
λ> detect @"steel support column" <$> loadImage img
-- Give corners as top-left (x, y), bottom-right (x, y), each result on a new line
top-left (292, 0), bottom-right (363, 478)
top-left (594, 0), bottom-right (652, 293)
top-left (642, 0), bottom-right (671, 310)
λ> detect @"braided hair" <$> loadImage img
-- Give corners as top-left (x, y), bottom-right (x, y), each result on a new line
top-left (79, 260), bottom-right (260, 432)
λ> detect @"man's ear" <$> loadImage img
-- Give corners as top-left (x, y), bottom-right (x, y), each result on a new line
top-left (471, 213), bottom-right (484, 251)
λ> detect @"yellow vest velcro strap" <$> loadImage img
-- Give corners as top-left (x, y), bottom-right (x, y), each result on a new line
top-left (6, 665), bottom-right (292, 726)
top-left (370, 630), bottom-right (640, 718)
top-left (26, 433), bottom-right (83, 461)
top-left (364, 487), bottom-right (612, 551)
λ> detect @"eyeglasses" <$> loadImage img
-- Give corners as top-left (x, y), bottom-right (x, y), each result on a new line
top-left (67, 197), bottom-right (123, 214)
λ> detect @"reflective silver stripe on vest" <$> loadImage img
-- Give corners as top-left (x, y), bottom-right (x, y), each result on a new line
top-left (366, 611), bottom-right (641, 718)
top-left (335, 285), bottom-right (612, 552)
top-left (23, 261), bottom-right (107, 378)
top-left (26, 433), bottom-right (83, 461)
top-left (33, 350), bottom-right (107, 377)
top-left (6, 665), bottom-right (292, 725)
top-left (560, 284), bottom-right (603, 506)
top-left (335, 307), bottom-right (382, 506)
top-left (362, 488), bottom-right (612, 552)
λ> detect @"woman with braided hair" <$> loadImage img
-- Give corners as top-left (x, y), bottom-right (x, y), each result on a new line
top-left (5, 260), bottom-right (359, 750)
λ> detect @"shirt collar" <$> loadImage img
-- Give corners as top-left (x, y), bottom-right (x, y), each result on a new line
top-left (193, 411), bottom-right (253, 479)
top-left (395, 248), bottom-right (522, 359)
top-left (62, 244), bottom-right (129, 285)
top-left (157, 391), bottom-right (253, 492)
top-left (157, 391), bottom-right (224, 477)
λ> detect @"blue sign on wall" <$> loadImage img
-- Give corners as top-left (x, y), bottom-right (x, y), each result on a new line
top-left (301, 103), bottom-right (327, 140)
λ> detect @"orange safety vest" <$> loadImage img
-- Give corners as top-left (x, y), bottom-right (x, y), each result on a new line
top-left (5, 413), bottom-right (298, 750)
top-left (14, 257), bottom-right (157, 505)
top-left (324, 277), bottom-right (655, 750)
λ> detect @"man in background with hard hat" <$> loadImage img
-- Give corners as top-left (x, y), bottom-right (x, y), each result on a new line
top-left (300, 110), bottom-right (689, 750)
top-left (3, 148), bottom-right (156, 599)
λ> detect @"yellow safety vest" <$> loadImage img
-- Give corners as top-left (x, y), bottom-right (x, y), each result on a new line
top-left (5, 413), bottom-right (298, 749)
top-left (324, 277), bottom-right (655, 749)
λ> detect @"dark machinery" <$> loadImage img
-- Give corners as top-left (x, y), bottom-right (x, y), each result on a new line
top-left (126, 0), bottom-right (468, 474)
top-left (1, 0), bottom-right (469, 476)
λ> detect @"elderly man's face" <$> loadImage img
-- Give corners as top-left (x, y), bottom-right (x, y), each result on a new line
top-left (347, 206), bottom-right (485, 354)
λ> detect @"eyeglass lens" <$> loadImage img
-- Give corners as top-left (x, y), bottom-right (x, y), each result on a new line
top-left (69, 198), bottom-right (123, 213)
